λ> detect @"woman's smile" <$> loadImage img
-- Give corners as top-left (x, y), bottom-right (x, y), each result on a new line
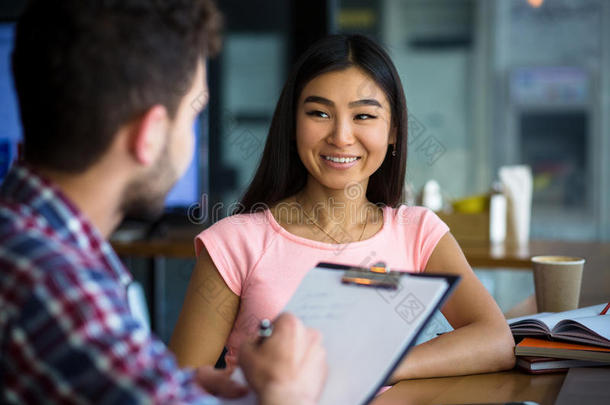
top-left (320, 154), bottom-right (362, 169)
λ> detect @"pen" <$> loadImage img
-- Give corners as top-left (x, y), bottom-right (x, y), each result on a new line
top-left (600, 303), bottom-right (610, 315)
top-left (257, 318), bottom-right (273, 344)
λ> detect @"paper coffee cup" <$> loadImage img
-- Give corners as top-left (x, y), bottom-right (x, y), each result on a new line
top-left (531, 256), bottom-right (584, 313)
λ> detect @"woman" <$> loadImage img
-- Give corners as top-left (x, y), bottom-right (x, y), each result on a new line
top-left (169, 34), bottom-right (515, 382)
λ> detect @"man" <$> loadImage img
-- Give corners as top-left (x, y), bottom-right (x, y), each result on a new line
top-left (0, 0), bottom-right (326, 404)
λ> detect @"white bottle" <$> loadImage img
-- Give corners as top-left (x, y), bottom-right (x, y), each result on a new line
top-left (422, 180), bottom-right (443, 212)
top-left (489, 181), bottom-right (507, 244)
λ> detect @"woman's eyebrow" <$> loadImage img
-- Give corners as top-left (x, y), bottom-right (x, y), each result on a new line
top-left (304, 95), bottom-right (333, 106)
top-left (348, 99), bottom-right (382, 108)
top-left (303, 96), bottom-right (383, 109)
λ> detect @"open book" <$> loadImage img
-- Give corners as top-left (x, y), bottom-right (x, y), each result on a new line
top-left (508, 304), bottom-right (610, 348)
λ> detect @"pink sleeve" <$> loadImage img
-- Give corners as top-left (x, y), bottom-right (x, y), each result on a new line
top-left (416, 208), bottom-right (450, 270)
top-left (194, 217), bottom-right (251, 296)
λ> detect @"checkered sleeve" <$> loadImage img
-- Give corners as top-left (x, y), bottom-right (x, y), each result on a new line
top-left (3, 263), bottom-right (220, 405)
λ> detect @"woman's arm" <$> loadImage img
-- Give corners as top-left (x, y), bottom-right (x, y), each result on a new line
top-left (169, 247), bottom-right (240, 368)
top-left (388, 232), bottom-right (516, 383)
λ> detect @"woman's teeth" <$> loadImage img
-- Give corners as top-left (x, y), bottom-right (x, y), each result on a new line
top-left (323, 156), bottom-right (359, 163)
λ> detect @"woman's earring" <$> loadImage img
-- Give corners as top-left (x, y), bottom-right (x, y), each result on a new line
top-left (391, 143), bottom-right (397, 157)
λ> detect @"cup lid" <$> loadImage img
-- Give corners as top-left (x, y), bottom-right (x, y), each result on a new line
top-left (531, 255), bottom-right (585, 265)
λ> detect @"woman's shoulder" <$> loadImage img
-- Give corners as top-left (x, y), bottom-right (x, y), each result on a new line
top-left (194, 209), bottom-right (277, 261)
top-left (199, 210), bottom-right (272, 237)
top-left (384, 204), bottom-right (449, 235)
top-left (385, 204), bottom-right (439, 225)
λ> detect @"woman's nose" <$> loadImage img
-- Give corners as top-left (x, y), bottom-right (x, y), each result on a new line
top-left (328, 117), bottom-right (355, 147)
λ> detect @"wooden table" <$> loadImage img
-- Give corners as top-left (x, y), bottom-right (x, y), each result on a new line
top-left (371, 370), bottom-right (566, 405)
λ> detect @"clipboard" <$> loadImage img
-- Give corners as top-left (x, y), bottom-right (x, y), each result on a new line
top-left (226, 261), bottom-right (459, 405)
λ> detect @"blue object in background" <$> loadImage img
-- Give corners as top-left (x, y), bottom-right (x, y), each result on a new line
top-left (0, 23), bottom-right (20, 183)
top-left (164, 119), bottom-right (202, 209)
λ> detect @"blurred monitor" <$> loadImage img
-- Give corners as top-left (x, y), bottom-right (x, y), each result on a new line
top-left (0, 21), bottom-right (203, 214)
top-left (0, 23), bottom-right (19, 179)
top-left (164, 118), bottom-right (203, 212)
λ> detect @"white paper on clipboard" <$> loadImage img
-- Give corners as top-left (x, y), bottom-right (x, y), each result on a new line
top-left (222, 262), bottom-right (459, 405)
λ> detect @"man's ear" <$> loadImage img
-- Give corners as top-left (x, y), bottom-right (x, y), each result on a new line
top-left (130, 105), bottom-right (169, 166)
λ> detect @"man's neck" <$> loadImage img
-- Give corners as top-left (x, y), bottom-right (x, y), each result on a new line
top-left (36, 166), bottom-right (125, 239)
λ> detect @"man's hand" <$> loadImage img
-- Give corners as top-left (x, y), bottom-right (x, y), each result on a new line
top-left (193, 365), bottom-right (249, 398)
top-left (238, 313), bottom-right (328, 405)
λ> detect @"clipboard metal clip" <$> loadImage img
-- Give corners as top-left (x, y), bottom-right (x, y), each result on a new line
top-left (341, 261), bottom-right (401, 290)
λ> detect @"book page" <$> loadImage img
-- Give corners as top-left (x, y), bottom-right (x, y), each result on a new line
top-left (508, 313), bottom-right (553, 335)
top-left (553, 315), bottom-right (610, 347)
top-left (536, 304), bottom-right (606, 330)
top-left (509, 303), bottom-right (606, 334)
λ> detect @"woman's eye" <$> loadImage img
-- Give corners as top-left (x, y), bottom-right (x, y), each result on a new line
top-left (306, 110), bottom-right (329, 118)
top-left (355, 113), bottom-right (376, 120)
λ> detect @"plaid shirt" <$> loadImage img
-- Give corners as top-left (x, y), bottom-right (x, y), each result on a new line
top-left (0, 164), bottom-right (219, 404)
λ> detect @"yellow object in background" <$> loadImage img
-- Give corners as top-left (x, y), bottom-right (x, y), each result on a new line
top-left (451, 194), bottom-right (490, 214)
top-left (533, 173), bottom-right (552, 191)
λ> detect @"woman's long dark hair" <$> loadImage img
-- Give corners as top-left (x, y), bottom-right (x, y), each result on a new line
top-left (238, 34), bottom-right (408, 212)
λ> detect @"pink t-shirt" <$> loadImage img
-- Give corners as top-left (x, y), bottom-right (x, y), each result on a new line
top-left (194, 205), bottom-right (449, 368)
